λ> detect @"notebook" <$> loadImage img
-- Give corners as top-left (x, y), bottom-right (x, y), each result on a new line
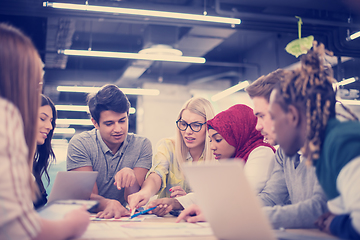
top-left (47, 171), bottom-right (98, 203)
top-left (182, 160), bottom-right (276, 240)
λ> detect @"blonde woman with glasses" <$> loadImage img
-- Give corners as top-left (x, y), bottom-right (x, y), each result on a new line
top-left (128, 97), bottom-right (215, 211)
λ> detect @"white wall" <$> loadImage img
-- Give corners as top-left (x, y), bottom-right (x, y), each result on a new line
top-left (137, 81), bottom-right (254, 151)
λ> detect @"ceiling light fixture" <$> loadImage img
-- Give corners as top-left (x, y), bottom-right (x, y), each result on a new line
top-left (57, 86), bottom-right (160, 96)
top-left (337, 99), bottom-right (360, 106)
top-left (347, 31), bottom-right (360, 41)
top-left (57, 119), bottom-right (93, 126)
top-left (55, 105), bottom-right (136, 114)
top-left (139, 44), bottom-right (183, 56)
top-left (54, 128), bottom-right (76, 134)
top-left (211, 81), bottom-right (250, 102)
top-left (336, 77), bottom-right (358, 86)
top-left (51, 139), bottom-right (69, 145)
top-left (58, 49), bottom-right (206, 64)
top-left (56, 105), bottom-right (89, 112)
top-left (43, 2), bottom-right (241, 25)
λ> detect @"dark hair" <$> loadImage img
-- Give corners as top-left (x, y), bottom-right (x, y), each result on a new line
top-left (87, 84), bottom-right (130, 124)
top-left (246, 69), bottom-right (290, 102)
top-left (274, 42), bottom-right (357, 163)
top-left (33, 94), bottom-right (57, 189)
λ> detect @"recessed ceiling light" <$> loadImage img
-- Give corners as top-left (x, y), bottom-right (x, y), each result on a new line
top-left (139, 44), bottom-right (183, 56)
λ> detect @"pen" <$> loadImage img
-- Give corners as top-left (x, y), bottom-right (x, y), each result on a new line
top-left (130, 206), bottom-right (157, 219)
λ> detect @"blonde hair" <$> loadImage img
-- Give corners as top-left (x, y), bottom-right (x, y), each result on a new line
top-left (0, 23), bottom-right (43, 199)
top-left (174, 97), bottom-right (215, 166)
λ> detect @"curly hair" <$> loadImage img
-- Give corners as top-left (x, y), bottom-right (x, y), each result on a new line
top-left (275, 42), bottom-right (358, 164)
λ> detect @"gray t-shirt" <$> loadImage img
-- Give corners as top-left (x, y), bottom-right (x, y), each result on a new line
top-left (67, 129), bottom-right (152, 206)
top-left (259, 148), bottom-right (328, 229)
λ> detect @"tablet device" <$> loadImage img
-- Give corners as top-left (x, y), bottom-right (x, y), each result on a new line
top-left (37, 199), bottom-right (98, 220)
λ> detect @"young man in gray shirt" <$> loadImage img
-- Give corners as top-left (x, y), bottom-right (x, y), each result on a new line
top-left (67, 84), bottom-right (152, 218)
top-left (246, 69), bottom-right (328, 229)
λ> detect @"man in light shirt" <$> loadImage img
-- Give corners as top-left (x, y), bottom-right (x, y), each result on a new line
top-left (244, 69), bottom-right (328, 229)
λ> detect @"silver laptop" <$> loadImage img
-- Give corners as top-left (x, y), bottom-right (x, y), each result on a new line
top-left (47, 171), bottom-right (98, 203)
top-left (183, 160), bottom-right (276, 240)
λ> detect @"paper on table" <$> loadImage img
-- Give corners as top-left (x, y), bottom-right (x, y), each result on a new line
top-left (81, 222), bottom-right (130, 239)
top-left (113, 222), bottom-right (213, 238)
top-left (122, 222), bottom-right (213, 238)
top-left (90, 214), bottom-right (158, 222)
top-left (81, 221), bottom-right (213, 239)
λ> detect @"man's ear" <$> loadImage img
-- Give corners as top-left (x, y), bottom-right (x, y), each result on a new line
top-left (287, 105), bottom-right (301, 127)
top-left (91, 118), bottom-right (100, 129)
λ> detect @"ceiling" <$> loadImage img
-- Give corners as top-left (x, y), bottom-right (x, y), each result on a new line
top-left (1, 0), bottom-right (360, 136)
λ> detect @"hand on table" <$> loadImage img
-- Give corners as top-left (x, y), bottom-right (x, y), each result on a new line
top-left (96, 199), bottom-right (129, 219)
top-left (176, 204), bottom-right (206, 223)
top-left (147, 198), bottom-right (183, 217)
top-left (315, 211), bottom-right (336, 234)
top-left (114, 167), bottom-right (136, 190)
top-left (169, 186), bottom-right (186, 198)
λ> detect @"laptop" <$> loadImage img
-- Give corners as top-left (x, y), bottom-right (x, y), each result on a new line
top-left (182, 160), bottom-right (276, 240)
top-left (47, 171), bottom-right (98, 203)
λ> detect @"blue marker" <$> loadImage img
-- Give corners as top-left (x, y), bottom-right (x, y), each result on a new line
top-left (130, 206), bottom-right (157, 219)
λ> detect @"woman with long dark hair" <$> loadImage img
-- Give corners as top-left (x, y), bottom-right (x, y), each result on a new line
top-left (33, 94), bottom-right (57, 209)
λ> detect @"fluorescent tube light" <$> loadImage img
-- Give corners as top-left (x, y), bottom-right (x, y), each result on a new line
top-left (54, 128), bottom-right (76, 134)
top-left (57, 119), bottom-right (93, 126)
top-left (337, 99), bottom-right (360, 106)
top-left (337, 77), bottom-right (358, 86)
top-left (57, 86), bottom-right (160, 96)
top-left (59, 49), bottom-right (205, 64)
top-left (211, 81), bottom-right (250, 102)
top-left (349, 31), bottom-right (360, 41)
top-left (56, 105), bottom-right (89, 112)
top-left (333, 77), bottom-right (358, 90)
top-left (55, 105), bottom-right (136, 114)
top-left (43, 2), bottom-right (241, 25)
top-left (51, 139), bottom-right (69, 145)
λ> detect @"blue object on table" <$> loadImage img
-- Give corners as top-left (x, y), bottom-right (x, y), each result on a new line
top-left (130, 206), bottom-right (157, 219)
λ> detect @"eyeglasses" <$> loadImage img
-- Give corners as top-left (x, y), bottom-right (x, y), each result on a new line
top-left (176, 119), bottom-right (206, 132)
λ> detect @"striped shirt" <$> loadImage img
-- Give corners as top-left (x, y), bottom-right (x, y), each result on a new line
top-left (0, 97), bottom-right (41, 240)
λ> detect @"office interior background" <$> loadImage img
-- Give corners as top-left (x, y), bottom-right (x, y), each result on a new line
top-left (1, 0), bottom-right (360, 191)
